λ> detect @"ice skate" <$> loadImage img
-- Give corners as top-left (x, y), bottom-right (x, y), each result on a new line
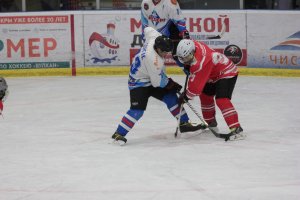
top-left (225, 126), bottom-right (246, 141)
top-left (179, 122), bottom-right (206, 133)
top-left (112, 132), bottom-right (127, 145)
top-left (207, 120), bottom-right (219, 133)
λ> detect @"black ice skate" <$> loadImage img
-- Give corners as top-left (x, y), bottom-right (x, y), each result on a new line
top-left (112, 132), bottom-right (127, 145)
top-left (225, 126), bottom-right (245, 141)
top-left (201, 120), bottom-right (219, 132)
top-left (179, 122), bottom-right (206, 133)
top-left (206, 119), bottom-right (219, 133)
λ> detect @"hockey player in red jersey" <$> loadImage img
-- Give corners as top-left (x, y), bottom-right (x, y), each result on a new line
top-left (176, 39), bottom-right (245, 141)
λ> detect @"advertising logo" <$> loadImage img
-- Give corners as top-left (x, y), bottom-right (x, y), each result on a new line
top-left (271, 31), bottom-right (300, 51)
top-left (224, 44), bottom-right (243, 64)
top-left (88, 22), bottom-right (120, 64)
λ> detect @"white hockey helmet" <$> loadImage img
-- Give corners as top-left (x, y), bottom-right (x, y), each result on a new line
top-left (176, 39), bottom-right (195, 64)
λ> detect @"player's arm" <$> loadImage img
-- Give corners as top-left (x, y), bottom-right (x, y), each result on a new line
top-left (145, 55), bottom-right (182, 92)
top-left (186, 62), bottom-right (212, 99)
top-left (145, 55), bottom-right (169, 88)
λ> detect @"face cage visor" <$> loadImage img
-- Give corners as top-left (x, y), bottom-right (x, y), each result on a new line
top-left (178, 53), bottom-right (194, 65)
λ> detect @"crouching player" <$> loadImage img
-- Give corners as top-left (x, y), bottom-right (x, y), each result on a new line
top-left (112, 27), bottom-right (203, 145)
top-left (176, 39), bottom-right (245, 141)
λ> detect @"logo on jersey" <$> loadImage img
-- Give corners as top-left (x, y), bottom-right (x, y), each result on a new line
top-left (224, 44), bottom-right (242, 64)
top-left (88, 22), bottom-right (120, 64)
top-left (154, 56), bottom-right (158, 66)
top-left (270, 31), bottom-right (300, 51)
top-left (148, 11), bottom-right (166, 26)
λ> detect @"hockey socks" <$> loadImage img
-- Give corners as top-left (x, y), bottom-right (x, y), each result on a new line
top-left (216, 98), bottom-right (240, 129)
top-left (163, 92), bottom-right (189, 123)
top-left (200, 94), bottom-right (216, 124)
top-left (116, 109), bottom-right (144, 136)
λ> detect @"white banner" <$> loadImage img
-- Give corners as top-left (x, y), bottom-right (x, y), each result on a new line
top-left (247, 11), bottom-right (300, 69)
top-left (83, 10), bottom-right (247, 66)
top-left (1, 10), bottom-right (299, 70)
top-left (0, 14), bottom-right (72, 69)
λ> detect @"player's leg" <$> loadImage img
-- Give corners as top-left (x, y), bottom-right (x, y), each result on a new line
top-left (152, 88), bottom-right (204, 132)
top-left (215, 76), bottom-right (244, 139)
top-left (112, 87), bottom-right (150, 144)
top-left (200, 82), bottom-right (218, 127)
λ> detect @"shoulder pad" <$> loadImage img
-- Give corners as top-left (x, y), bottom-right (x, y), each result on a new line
top-left (144, 27), bottom-right (161, 41)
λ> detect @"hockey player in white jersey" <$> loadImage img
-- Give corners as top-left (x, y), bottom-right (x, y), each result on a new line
top-left (112, 27), bottom-right (203, 145)
top-left (141, 0), bottom-right (189, 39)
top-left (141, 0), bottom-right (190, 73)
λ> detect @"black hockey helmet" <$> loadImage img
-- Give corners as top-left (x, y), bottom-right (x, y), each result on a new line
top-left (154, 35), bottom-right (174, 52)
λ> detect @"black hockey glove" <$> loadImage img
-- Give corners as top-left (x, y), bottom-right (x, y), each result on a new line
top-left (0, 90), bottom-right (5, 100)
top-left (165, 78), bottom-right (182, 92)
top-left (183, 64), bottom-right (191, 75)
top-left (178, 91), bottom-right (190, 105)
top-left (179, 30), bottom-right (190, 39)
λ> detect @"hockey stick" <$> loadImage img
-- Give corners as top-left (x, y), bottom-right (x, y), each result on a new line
top-left (177, 91), bottom-right (229, 139)
top-left (205, 20), bottom-right (227, 40)
top-left (174, 75), bottom-right (189, 138)
top-left (184, 101), bottom-right (227, 139)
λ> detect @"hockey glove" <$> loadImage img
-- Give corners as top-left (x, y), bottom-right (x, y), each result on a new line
top-left (183, 64), bottom-right (191, 75)
top-left (165, 78), bottom-right (182, 92)
top-left (178, 91), bottom-right (190, 105)
top-left (179, 30), bottom-right (190, 39)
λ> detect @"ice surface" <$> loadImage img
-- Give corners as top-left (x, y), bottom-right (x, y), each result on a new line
top-left (0, 75), bottom-right (299, 200)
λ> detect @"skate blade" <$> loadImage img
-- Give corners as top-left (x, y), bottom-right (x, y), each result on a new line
top-left (209, 127), bottom-right (219, 133)
top-left (228, 133), bottom-right (246, 141)
top-left (111, 139), bottom-right (126, 146)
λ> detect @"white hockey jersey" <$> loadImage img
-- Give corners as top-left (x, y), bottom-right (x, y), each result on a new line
top-left (141, 0), bottom-right (187, 38)
top-left (128, 27), bottom-right (169, 90)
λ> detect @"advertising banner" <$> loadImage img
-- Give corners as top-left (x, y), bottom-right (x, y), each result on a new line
top-left (83, 10), bottom-right (247, 67)
top-left (84, 12), bottom-right (138, 66)
top-left (0, 15), bottom-right (72, 69)
top-left (185, 11), bottom-right (247, 66)
top-left (1, 11), bottom-right (298, 70)
top-left (247, 11), bottom-right (300, 69)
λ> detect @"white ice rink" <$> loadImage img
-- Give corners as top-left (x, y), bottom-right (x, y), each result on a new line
top-left (0, 75), bottom-right (300, 200)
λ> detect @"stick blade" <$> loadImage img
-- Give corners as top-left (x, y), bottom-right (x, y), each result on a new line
top-left (206, 35), bottom-right (221, 40)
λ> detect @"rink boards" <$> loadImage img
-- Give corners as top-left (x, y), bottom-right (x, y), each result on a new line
top-left (0, 10), bottom-right (300, 76)
top-left (1, 66), bottom-right (300, 78)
